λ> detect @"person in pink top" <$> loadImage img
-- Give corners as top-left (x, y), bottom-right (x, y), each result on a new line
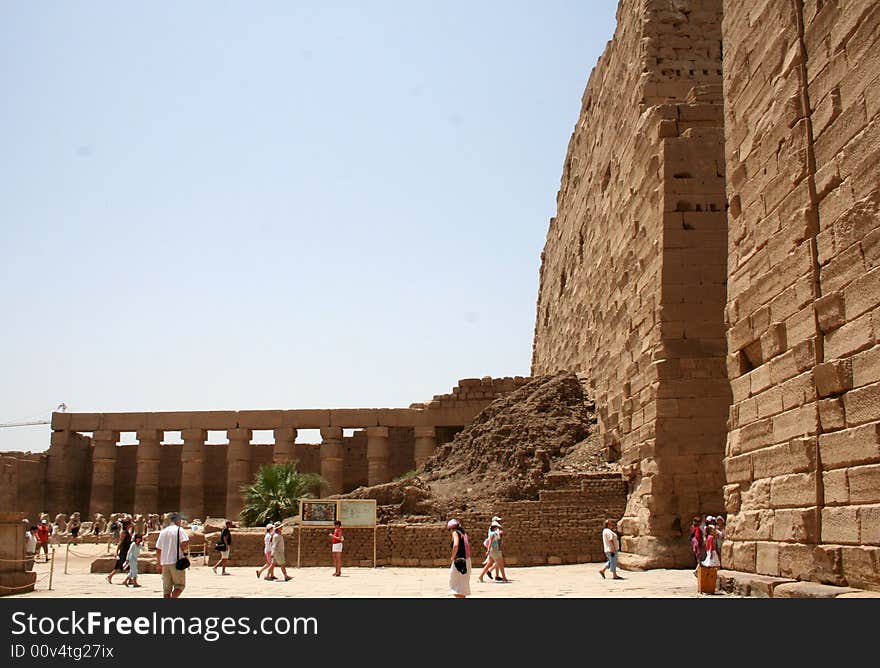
top-left (329, 520), bottom-right (344, 576)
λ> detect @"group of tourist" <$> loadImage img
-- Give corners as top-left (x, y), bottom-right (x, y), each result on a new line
top-left (447, 515), bottom-right (510, 598)
top-left (689, 513), bottom-right (725, 573)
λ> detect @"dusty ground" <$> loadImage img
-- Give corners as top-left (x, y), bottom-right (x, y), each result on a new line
top-left (14, 543), bottom-right (722, 599)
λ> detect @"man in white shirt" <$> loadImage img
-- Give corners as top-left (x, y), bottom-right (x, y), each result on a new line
top-left (24, 526), bottom-right (38, 571)
top-left (598, 519), bottom-right (623, 580)
top-left (154, 512), bottom-right (190, 598)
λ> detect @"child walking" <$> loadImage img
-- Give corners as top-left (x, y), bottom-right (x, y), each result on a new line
top-left (124, 534), bottom-right (143, 587)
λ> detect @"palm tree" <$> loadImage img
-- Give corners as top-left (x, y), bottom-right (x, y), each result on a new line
top-left (239, 462), bottom-right (325, 527)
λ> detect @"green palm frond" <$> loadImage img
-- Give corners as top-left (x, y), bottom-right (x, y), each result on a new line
top-left (238, 461), bottom-right (326, 527)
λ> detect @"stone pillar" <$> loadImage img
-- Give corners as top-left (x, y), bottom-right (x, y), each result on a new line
top-left (180, 429), bottom-right (206, 521)
top-left (134, 430), bottom-right (162, 515)
top-left (225, 429), bottom-right (252, 520)
top-left (0, 512), bottom-right (36, 596)
top-left (366, 426), bottom-right (391, 486)
top-left (88, 431), bottom-right (119, 517)
top-left (413, 426), bottom-right (437, 469)
top-left (46, 430), bottom-right (91, 516)
top-left (273, 428), bottom-right (297, 464)
top-left (319, 427), bottom-right (344, 495)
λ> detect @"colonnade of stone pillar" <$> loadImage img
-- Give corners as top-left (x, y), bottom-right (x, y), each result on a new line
top-left (84, 423), bottom-right (447, 519)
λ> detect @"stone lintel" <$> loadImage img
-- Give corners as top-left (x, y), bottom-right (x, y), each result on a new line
top-left (329, 409), bottom-right (380, 428)
top-left (280, 409), bottom-right (330, 428)
top-left (237, 410), bottom-right (285, 430)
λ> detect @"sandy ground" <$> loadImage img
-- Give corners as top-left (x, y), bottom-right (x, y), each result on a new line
top-left (11, 543), bottom-right (728, 599)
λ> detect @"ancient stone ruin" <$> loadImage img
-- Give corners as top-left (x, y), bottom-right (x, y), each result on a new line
top-left (533, 0), bottom-right (879, 590)
top-left (2, 0), bottom-right (878, 592)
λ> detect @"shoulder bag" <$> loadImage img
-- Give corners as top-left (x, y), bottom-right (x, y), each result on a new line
top-left (175, 527), bottom-right (190, 570)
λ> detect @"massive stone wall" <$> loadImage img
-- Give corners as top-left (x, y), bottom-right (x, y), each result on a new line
top-left (532, 0), bottom-right (729, 566)
top-left (721, 0), bottom-right (880, 590)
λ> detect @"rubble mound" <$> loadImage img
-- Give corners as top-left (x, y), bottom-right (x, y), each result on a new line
top-left (339, 371), bottom-right (610, 520)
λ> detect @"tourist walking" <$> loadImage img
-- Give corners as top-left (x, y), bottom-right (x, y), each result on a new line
top-left (36, 519), bottom-right (50, 562)
top-left (266, 522), bottom-right (292, 582)
top-left (123, 534), bottom-right (143, 587)
top-left (106, 520), bottom-right (132, 584)
top-left (447, 519), bottom-right (471, 598)
top-left (478, 519), bottom-right (507, 583)
top-left (329, 520), bottom-right (344, 576)
top-left (598, 519), bottom-right (622, 580)
top-left (256, 523), bottom-right (275, 579)
top-left (25, 525), bottom-right (37, 571)
top-left (212, 521), bottom-right (233, 575)
top-left (154, 512), bottom-right (190, 598)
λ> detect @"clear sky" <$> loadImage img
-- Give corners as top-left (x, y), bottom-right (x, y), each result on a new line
top-left (0, 1), bottom-right (618, 452)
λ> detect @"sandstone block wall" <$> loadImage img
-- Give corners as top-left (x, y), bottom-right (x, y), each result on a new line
top-left (722, 0), bottom-right (880, 590)
top-left (207, 473), bottom-right (627, 567)
top-left (532, 0), bottom-right (729, 566)
top-left (0, 454), bottom-right (46, 522)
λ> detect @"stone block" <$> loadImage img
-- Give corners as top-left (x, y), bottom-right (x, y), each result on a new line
top-left (817, 398), bottom-right (846, 431)
top-left (185, 411), bottom-right (239, 430)
top-left (821, 506), bottom-right (860, 544)
top-left (102, 413), bottom-right (147, 431)
top-left (841, 546), bottom-right (880, 590)
top-left (752, 437), bottom-right (818, 479)
top-left (815, 292), bottom-right (846, 333)
top-left (731, 540), bottom-right (756, 572)
top-left (814, 359), bottom-right (853, 397)
top-left (281, 410), bottom-right (331, 428)
top-left (823, 468), bottom-right (849, 505)
top-left (859, 505), bottom-right (880, 544)
top-left (843, 382), bottom-right (880, 426)
top-left (68, 414), bottom-right (102, 432)
top-left (376, 408), bottom-right (420, 427)
top-left (329, 409), bottom-right (380, 428)
top-left (852, 345), bottom-right (880, 388)
top-left (755, 541), bottom-right (780, 577)
top-left (237, 411), bottom-right (284, 430)
top-left (824, 312), bottom-right (874, 360)
top-left (772, 507), bottom-right (819, 543)
top-left (848, 465), bottom-right (880, 504)
top-left (774, 582), bottom-right (860, 598)
top-left (818, 422), bottom-right (880, 469)
top-left (769, 473), bottom-right (817, 508)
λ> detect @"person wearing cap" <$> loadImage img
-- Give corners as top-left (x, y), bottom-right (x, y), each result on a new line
top-left (447, 519), bottom-right (471, 598)
top-left (266, 522), bottom-right (292, 582)
top-left (154, 512), bottom-right (190, 598)
top-left (36, 520), bottom-right (50, 562)
top-left (256, 523), bottom-right (275, 579)
top-left (598, 519), bottom-right (623, 580)
top-left (478, 519), bottom-right (508, 583)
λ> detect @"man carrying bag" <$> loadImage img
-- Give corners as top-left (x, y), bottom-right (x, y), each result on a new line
top-left (155, 512), bottom-right (190, 598)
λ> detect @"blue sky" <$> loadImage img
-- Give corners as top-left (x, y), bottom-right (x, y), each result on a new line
top-left (0, 1), bottom-right (617, 451)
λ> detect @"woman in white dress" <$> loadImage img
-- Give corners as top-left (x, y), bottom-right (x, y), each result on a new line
top-left (447, 519), bottom-right (471, 598)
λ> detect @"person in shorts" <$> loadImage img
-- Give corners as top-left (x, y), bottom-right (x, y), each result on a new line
top-left (329, 520), bottom-right (344, 576)
top-left (598, 519), bottom-right (623, 580)
top-left (212, 521), bottom-right (233, 575)
top-left (266, 522), bottom-right (292, 582)
top-left (154, 512), bottom-right (189, 598)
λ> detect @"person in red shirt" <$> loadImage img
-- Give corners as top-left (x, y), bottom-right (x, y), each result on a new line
top-left (36, 520), bottom-right (50, 562)
top-left (329, 520), bottom-right (344, 576)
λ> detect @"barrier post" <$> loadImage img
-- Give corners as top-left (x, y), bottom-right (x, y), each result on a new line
top-left (64, 543), bottom-right (70, 575)
top-left (48, 547), bottom-right (55, 591)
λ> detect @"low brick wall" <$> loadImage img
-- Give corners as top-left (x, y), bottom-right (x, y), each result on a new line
top-left (205, 473), bottom-right (627, 567)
